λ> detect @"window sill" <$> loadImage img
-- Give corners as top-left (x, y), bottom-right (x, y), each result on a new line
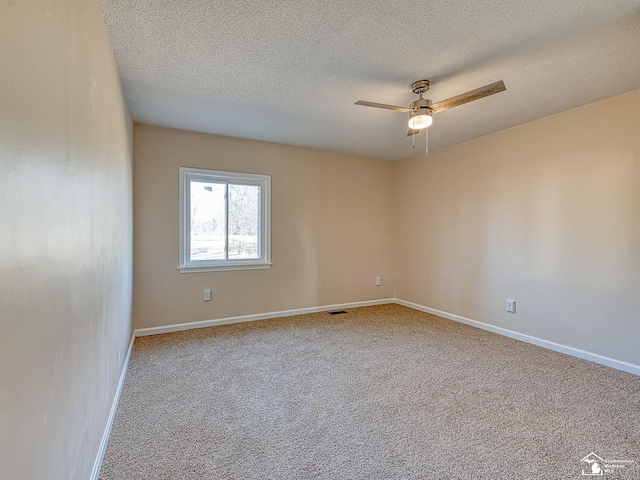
top-left (178, 262), bottom-right (272, 273)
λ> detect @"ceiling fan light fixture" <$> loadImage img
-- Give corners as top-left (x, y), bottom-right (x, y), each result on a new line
top-left (408, 108), bottom-right (433, 129)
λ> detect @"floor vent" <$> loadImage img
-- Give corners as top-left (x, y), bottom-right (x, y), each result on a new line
top-left (328, 310), bottom-right (348, 315)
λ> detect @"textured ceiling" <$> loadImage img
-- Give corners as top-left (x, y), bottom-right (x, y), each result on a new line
top-left (99, 0), bottom-right (640, 161)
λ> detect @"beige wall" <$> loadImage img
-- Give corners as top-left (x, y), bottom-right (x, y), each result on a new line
top-left (133, 125), bottom-right (395, 329)
top-left (0, 1), bottom-right (133, 479)
top-left (395, 90), bottom-right (640, 365)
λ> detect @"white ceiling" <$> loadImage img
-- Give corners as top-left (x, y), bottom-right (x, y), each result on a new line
top-left (99, 0), bottom-right (640, 161)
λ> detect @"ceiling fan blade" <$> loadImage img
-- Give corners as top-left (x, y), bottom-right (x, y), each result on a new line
top-left (354, 100), bottom-right (412, 113)
top-left (407, 128), bottom-right (423, 137)
top-left (430, 81), bottom-right (506, 114)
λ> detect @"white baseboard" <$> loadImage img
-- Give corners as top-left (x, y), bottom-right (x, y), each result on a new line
top-left (394, 299), bottom-right (640, 377)
top-left (135, 297), bottom-right (639, 376)
top-left (134, 298), bottom-right (396, 337)
top-left (90, 333), bottom-right (135, 480)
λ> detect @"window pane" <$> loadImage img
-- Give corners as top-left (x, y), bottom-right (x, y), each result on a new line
top-left (179, 167), bottom-right (270, 272)
top-left (228, 184), bottom-right (260, 259)
top-left (190, 180), bottom-right (226, 261)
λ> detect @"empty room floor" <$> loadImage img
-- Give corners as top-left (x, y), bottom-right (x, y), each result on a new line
top-left (100, 304), bottom-right (640, 479)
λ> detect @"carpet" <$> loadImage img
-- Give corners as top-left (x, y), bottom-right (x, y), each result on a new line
top-left (99, 304), bottom-right (640, 479)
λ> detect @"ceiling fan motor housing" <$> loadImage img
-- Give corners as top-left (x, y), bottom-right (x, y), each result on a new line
top-left (410, 98), bottom-right (432, 109)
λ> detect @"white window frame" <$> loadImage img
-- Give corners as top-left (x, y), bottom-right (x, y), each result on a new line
top-left (179, 167), bottom-right (271, 273)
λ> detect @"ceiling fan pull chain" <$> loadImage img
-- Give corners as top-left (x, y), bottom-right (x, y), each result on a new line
top-left (425, 127), bottom-right (429, 156)
top-left (412, 130), bottom-right (415, 150)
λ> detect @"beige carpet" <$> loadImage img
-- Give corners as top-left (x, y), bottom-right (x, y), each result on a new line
top-left (100, 304), bottom-right (639, 479)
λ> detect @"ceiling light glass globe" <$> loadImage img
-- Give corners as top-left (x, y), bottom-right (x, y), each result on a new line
top-left (408, 111), bottom-right (433, 129)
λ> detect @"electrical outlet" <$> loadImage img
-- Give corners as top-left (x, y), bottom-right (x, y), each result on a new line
top-left (203, 289), bottom-right (211, 302)
top-left (506, 299), bottom-right (516, 313)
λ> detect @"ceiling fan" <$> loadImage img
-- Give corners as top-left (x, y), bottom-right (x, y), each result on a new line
top-left (355, 79), bottom-right (506, 136)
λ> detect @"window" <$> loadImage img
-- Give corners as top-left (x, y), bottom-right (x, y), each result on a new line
top-left (179, 167), bottom-right (271, 272)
